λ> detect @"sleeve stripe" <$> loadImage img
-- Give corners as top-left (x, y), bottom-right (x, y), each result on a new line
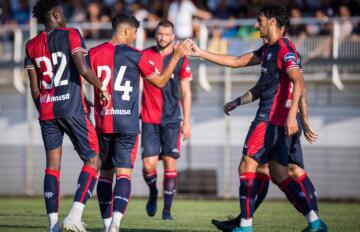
top-left (71, 47), bottom-right (88, 55)
top-left (25, 65), bottom-right (35, 70)
top-left (286, 65), bottom-right (300, 72)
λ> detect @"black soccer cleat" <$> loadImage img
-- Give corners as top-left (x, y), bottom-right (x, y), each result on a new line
top-left (211, 214), bottom-right (240, 232)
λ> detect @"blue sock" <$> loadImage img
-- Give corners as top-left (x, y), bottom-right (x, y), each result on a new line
top-left (163, 171), bottom-right (177, 212)
top-left (97, 176), bottom-right (113, 219)
top-left (254, 173), bottom-right (270, 212)
top-left (143, 170), bottom-right (158, 195)
top-left (113, 175), bottom-right (131, 214)
top-left (280, 177), bottom-right (312, 216)
top-left (239, 172), bottom-right (259, 220)
top-left (296, 173), bottom-right (319, 213)
top-left (44, 169), bottom-right (60, 214)
top-left (74, 166), bottom-right (98, 204)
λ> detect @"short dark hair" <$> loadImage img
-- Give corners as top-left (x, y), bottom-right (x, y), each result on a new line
top-left (155, 20), bottom-right (174, 32)
top-left (112, 13), bottom-right (140, 31)
top-left (257, 2), bottom-right (289, 29)
top-left (32, 0), bottom-right (60, 25)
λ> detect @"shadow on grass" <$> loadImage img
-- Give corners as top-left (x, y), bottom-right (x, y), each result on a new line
top-left (0, 224), bottom-right (46, 229)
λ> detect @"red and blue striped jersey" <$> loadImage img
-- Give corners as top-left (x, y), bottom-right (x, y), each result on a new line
top-left (24, 27), bottom-right (88, 120)
top-left (252, 38), bottom-right (302, 125)
top-left (141, 46), bottom-right (192, 125)
top-left (89, 42), bottom-right (155, 134)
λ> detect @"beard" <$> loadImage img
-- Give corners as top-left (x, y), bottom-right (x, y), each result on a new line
top-left (156, 40), bottom-right (172, 50)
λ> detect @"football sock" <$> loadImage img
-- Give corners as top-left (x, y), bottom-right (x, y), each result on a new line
top-left (279, 177), bottom-right (317, 223)
top-left (143, 170), bottom-right (158, 195)
top-left (113, 175), bottom-right (131, 216)
top-left (239, 172), bottom-right (259, 226)
top-left (97, 176), bottom-right (113, 220)
top-left (70, 166), bottom-right (98, 221)
top-left (296, 173), bottom-right (319, 213)
top-left (254, 173), bottom-right (270, 212)
top-left (44, 169), bottom-right (60, 214)
top-left (163, 171), bottom-right (177, 212)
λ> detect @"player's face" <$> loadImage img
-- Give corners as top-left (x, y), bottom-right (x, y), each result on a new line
top-left (255, 14), bottom-right (270, 38)
top-left (155, 26), bottom-right (175, 49)
top-left (54, 5), bottom-right (66, 27)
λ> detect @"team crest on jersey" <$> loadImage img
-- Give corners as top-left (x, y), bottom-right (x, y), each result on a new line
top-left (284, 53), bottom-right (296, 62)
top-left (267, 53), bottom-right (272, 60)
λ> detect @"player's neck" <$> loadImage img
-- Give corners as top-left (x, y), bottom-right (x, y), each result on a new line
top-left (111, 36), bottom-right (128, 46)
top-left (45, 23), bottom-right (60, 33)
top-left (267, 30), bottom-right (283, 45)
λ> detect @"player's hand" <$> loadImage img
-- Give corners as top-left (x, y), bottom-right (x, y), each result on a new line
top-left (100, 90), bottom-right (111, 107)
top-left (182, 121), bottom-right (191, 140)
top-left (285, 114), bottom-right (298, 136)
top-left (173, 39), bottom-right (193, 59)
top-left (223, 100), bottom-right (238, 116)
top-left (189, 40), bottom-right (201, 57)
top-left (301, 117), bottom-right (319, 144)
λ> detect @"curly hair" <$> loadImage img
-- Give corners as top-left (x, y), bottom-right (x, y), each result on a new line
top-left (32, 0), bottom-right (60, 24)
top-left (257, 2), bottom-right (289, 30)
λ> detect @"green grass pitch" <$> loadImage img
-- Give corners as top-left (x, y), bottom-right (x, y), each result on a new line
top-left (0, 197), bottom-right (359, 231)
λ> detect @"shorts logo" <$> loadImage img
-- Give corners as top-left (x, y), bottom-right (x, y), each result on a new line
top-left (284, 53), bottom-right (296, 62)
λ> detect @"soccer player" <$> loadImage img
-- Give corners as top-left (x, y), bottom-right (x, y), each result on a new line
top-left (141, 20), bottom-right (192, 220)
top-left (24, 1), bottom-right (110, 232)
top-left (212, 79), bottom-right (319, 232)
top-left (88, 14), bottom-right (192, 232)
top-left (190, 3), bottom-right (326, 232)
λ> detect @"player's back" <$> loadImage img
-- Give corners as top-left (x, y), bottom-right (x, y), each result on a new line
top-left (25, 28), bottom-right (88, 120)
top-left (89, 42), bottom-right (143, 134)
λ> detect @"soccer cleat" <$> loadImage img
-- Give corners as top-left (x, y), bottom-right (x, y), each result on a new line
top-left (161, 209), bottom-right (173, 220)
top-left (49, 223), bottom-right (61, 232)
top-left (63, 217), bottom-right (87, 232)
top-left (302, 219), bottom-right (328, 232)
top-left (146, 194), bottom-right (158, 217)
top-left (232, 226), bottom-right (253, 232)
top-left (108, 223), bottom-right (119, 232)
top-left (211, 214), bottom-right (240, 232)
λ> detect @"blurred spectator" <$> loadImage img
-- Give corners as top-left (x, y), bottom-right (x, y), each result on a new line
top-left (69, 0), bottom-right (87, 23)
top-left (83, 1), bottom-right (112, 39)
top-left (131, 1), bottom-right (148, 23)
top-left (288, 7), bottom-right (307, 36)
top-left (208, 26), bottom-right (227, 54)
top-left (112, 0), bottom-right (126, 17)
top-left (306, 9), bottom-right (331, 35)
top-left (338, 5), bottom-right (353, 40)
top-left (11, 0), bottom-right (29, 25)
top-left (168, 0), bottom-right (211, 39)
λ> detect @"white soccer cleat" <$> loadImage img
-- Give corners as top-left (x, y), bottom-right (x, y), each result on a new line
top-left (63, 216), bottom-right (87, 232)
top-left (108, 223), bottom-right (119, 232)
top-left (49, 223), bottom-right (61, 232)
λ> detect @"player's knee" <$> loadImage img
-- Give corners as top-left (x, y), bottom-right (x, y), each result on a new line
top-left (100, 169), bottom-right (114, 179)
top-left (257, 164), bottom-right (270, 176)
top-left (288, 164), bottom-right (305, 178)
top-left (85, 155), bottom-right (102, 171)
top-left (143, 158), bottom-right (157, 174)
top-left (239, 155), bottom-right (258, 173)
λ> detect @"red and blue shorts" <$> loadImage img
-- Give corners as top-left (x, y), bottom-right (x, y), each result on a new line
top-left (242, 120), bottom-right (268, 164)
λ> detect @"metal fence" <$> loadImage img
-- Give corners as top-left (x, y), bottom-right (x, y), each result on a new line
top-left (0, 18), bottom-right (360, 199)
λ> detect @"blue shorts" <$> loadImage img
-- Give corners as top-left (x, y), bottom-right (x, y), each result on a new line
top-left (98, 133), bottom-right (139, 169)
top-left (141, 122), bottom-right (181, 159)
top-left (242, 120), bottom-right (268, 165)
top-left (265, 117), bottom-right (304, 167)
top-left (39, 114), bottom-right (99, 162)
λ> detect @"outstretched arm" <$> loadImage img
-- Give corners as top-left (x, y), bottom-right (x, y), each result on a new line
top-left (146, 40), bottom-right (192, 88)
top-left (190, 42), bottom-right (261, 68)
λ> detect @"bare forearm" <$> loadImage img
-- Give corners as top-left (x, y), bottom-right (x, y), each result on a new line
top-left (81, 69), bottom-right (102, 89)
top-left (73, 52), bottom-right (102, 90)
top-left (182, 91), bottom-right (191, 124)
top-left (289, 80), bottom-right (304, 117)
top-left (199, 49), bottom-right (240, 67)
top-left (149, 56), bottom-right (179, 88)
top-left (299, 87), bottom-right (308, 120)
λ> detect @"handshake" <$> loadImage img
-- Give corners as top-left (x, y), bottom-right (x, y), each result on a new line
top-left (172, 39), bottom-right (202, 59)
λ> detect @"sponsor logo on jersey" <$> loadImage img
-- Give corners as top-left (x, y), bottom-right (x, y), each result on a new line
top-left (101, 108), bottom-right (131, 116)
top-left (284, 53), bottom-right (296, 62)
top-left (40, 93), bottom-right (70, 103)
